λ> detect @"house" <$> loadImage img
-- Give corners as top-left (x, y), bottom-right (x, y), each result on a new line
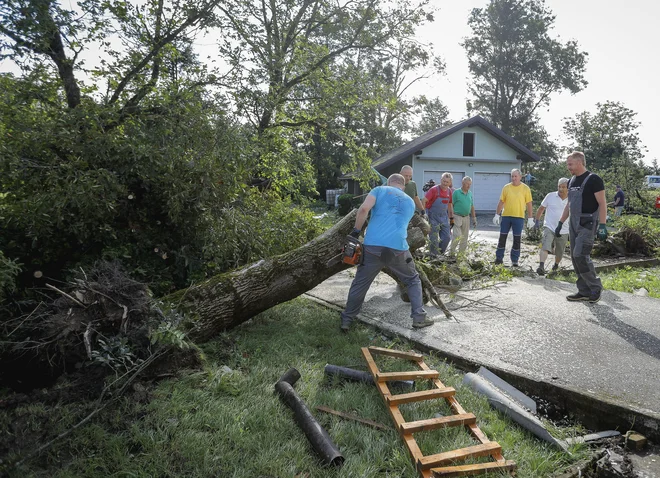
top-left (345, 115), bottom-right (540, 212)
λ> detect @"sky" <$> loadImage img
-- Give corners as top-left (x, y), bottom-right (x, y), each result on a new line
top-left (1, 0), bottom-right (657, 165)
top-left (412, 0), bottom-right (660, 165)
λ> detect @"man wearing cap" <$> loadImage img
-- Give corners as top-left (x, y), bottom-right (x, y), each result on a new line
top-left (534, 178), bottom-right (569, 275)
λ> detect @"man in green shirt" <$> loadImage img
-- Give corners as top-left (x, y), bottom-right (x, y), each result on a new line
top-left (400, 165), bottom-right (425, 214)
top-left (449, 176), bottom-right (478, 255)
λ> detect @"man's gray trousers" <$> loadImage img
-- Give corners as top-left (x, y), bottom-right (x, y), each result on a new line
top-left (341, 245), bottom-right (427, 328)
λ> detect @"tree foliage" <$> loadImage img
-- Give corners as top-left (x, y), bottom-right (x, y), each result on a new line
top-left (462, 0), bottom-right (588, 161)
top-left (562, 101), bottom-right (647, 171)
top-left (561, 101), bottom-right (652, 209)
top-left (0, 0), bottom-right (441, 300)
top-left (213, 0), bottom-right (441, 193)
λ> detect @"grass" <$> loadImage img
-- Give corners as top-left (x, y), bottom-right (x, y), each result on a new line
top-left (544, 266), bottom-right (660, 298)
top-left (599, 266), bottom-right (660, 298)
top-left (1, 298), bottom-right (592, 477)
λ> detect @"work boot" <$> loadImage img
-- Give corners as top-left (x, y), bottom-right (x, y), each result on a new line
top-left (536, 266), bottom-right (545, 275)
top-left (552, 263), bottom-right (559, 272)
top-left (566, 293), bottom-right (589, 301)
top-left (412, 318), bottom-right (435, 329)
top-left (340, 315), bottom-right (351, 333)
top-left (493, 258), bottom-right (503, 265)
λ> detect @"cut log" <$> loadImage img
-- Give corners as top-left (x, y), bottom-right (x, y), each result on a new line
top-left (166, 210), bottom-right (440, 342)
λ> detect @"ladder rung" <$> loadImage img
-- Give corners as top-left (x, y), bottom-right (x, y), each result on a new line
top-left (376, 370), bottom-right (439, 382)
top-left (431, 459), bottom-right (517, 476)
top-left (400, 413), bottom-right (476, 433)
top-left (387, 387), bottom-right (455, 405)
top-left (418, 442), bottom-right (502, 470)
top-left (368, 346), bottom-right (423, 361)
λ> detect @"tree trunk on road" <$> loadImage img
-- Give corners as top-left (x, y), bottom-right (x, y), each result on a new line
top-left (168, 210), bottom-right (433, 342)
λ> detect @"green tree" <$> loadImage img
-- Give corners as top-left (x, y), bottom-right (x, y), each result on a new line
top-left (563, 101), bottom-right (649, 209)
top-left (462, 0), bottom-right (587, 161)
top-left (649, 159), bottom-right (660, 175)
top-left (215, 0), bottom-right (434, 134)
top-left (562, 101), bottom-right (647, 171)
top-left (407, 95), bottom-right (451, 137)
top-left (214, 0), bottom-right (439, 192)
top-left (0, 0), bottom-right (323, 295)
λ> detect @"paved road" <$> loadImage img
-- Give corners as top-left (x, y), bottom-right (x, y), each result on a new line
top-left (306, 219), bottom-right (660, 442)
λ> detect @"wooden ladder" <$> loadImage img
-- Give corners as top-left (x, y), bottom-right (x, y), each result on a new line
top-left (362, 346), bottom-right (516, 477)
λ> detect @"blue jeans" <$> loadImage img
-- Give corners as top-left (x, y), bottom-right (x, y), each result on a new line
top-left (496, 216), bottom-right (524, 263)
top-left (429, 216), bottom-right (451, 255)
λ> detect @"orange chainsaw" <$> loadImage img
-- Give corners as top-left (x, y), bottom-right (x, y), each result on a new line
top-left (326, 233), bottom-right (363, 267)
top-left (341, 235), bottom-right (363, 265)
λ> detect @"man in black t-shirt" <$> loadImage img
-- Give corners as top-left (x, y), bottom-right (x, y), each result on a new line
top-left (556, 151), bottom-right (608, 303)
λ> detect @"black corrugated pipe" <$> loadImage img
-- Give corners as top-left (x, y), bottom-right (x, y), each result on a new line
top-left (274, 368), bottom-right (344, 467)
top-left (324, 364), bottom-right (415, 391)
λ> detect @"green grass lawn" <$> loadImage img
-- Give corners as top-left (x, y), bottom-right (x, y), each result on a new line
top-left (600, 266), bottom-right (660, 298)
top-left (552, 266), bottom-right (660, 298)
top-left (1, 298), bottom-right (591, 477)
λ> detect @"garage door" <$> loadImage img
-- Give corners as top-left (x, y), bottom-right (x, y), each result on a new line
top-left (473, 172), bottom-right (510, 211)
top-left (423, 170), bottom-right (464, 190)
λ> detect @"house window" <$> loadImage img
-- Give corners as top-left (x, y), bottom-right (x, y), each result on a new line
top-left (463, 132), bottom-right (475, 157)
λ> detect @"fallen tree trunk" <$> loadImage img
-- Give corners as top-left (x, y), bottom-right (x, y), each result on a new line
top-left (168, 210), bottom-right (433, 342)
top-left (0, 211), bottom-right (435, 391)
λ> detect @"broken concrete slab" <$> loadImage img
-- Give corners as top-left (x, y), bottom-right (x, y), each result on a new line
top-left (565, 430), bottom-right (621, 445)
top-left (463, 372), bottom-right (569, 451)
top-left (475, 366), bottom-right (536, 413)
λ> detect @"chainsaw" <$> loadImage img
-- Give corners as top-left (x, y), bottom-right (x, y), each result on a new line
top-left (341, 235), bottom-right (363, 265)
top-left (326, 235), bottom-right (363, 267)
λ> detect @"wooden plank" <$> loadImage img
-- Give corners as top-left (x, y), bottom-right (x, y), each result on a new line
top-left (400, 413), bottom-right (476, 433)
top-left (361, 348), bottom-right (425, 465)
top-left (416, 360), bottom-right (506, 462)
top-left (368, 346), bottom-right (423, 361)
top-left (315, 406), bottom-right (391, 431)
top-left (376, 370), bottom-right (439, 382)
top-left (431, 460), bottom-right (517, 477)
top-left (387, 387), bottom-right (455, 405)
top-left (417, 442), bottom-right (502, 471)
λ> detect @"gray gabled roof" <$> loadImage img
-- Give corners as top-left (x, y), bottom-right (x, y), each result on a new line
top-left (372, 115), bottom-right (540, 170)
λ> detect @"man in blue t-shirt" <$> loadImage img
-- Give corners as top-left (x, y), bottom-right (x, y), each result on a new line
top-left (340, 174), bottom-right (432, 332)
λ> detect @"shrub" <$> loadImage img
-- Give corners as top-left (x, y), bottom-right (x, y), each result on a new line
top-left (614, 215), bottom-right (660, 257)
top-left (523, 223), bottom-right (543, 243)
top-left (197, 190), bottom-right (323, 278)
top-left (337, 193), bottom-right (355, 215)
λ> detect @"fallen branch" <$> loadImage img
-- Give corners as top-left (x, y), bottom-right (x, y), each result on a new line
top-left (45, 283), bottom-right (86, 308)
top-left (315, 405), bottom-right (391, 431)
top-left (451, 293), bottom-right (521, 319)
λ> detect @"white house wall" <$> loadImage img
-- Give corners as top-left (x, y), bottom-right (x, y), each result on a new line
top-left (420, 126), bottom-right (519, 161)
top-left (411, 126), bottom-right (522, 211)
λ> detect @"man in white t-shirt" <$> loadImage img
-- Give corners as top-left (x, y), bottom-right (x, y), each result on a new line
top-left (534, 178), bottom-right (569, 275)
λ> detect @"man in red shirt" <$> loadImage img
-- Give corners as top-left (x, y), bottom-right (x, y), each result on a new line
top-left (423, 172), bottom-right (454, 256)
